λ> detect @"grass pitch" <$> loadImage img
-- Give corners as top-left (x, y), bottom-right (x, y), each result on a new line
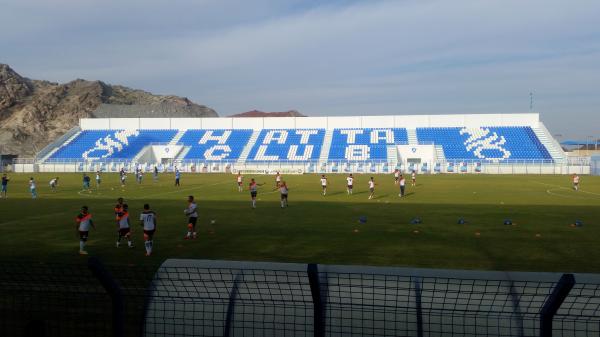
top-left (0, 172), bottom-right (599, 272)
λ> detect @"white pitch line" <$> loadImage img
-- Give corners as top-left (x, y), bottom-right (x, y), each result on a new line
top-left (77, 189), bottom-right (105, 198)
top-left (530, 181), bottom-right (600, 197)
top-left (545, 188), bottom-right (591, 200)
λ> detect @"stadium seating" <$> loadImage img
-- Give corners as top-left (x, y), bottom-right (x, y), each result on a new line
top-left (43, 124), bottom-right (555, 166)
top-left (328, 128), bottom-right (408, 161)
top-left (417, 126), bottom-right (551, 161)
top-left (179, 129), bottom-right (253, 160)
top-left (246, 129), bottom-right (325, 162)
top-left (50, 129), bottom-right (177, 161)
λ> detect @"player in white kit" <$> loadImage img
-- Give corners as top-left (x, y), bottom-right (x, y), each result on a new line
top-left (320, 175), bottom-right (328, 196)
top-left (368, 177), bottom-right (376, 199)
top-left (346, 174), bottom-right (354, 195)
top-left (96, 171), bottom-right (102, 189)
top-left (140, 204), bottom-right (157, 256)
top-left (49, 177), bottom-right (59, 191)
top-left (572, 174), bottom-right (580, 191)
top-left (237, 173), bottom-right (244, 192)
top-left (275, 172), bottom-right (282, 188)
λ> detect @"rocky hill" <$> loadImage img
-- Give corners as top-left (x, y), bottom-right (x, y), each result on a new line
top-left (230, 109), bottom-right (306, 118)
top-left (0, 64), bottom-right (217, 156)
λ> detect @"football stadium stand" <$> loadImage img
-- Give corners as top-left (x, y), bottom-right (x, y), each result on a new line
top-left (19, 113), bottom-right (589, 174)
top-left (246, 129), bottom-right (326, 162)
top-left (179, 129), bottom-right (254, 161)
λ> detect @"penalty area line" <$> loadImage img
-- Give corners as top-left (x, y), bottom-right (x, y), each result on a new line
top-left (545, 188), bottom-right (600, 200)
top-left (530, 181), bottom-right (600, 197)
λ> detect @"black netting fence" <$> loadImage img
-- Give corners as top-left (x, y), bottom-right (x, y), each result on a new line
top-left (1, 259), bottom-right (599, 337)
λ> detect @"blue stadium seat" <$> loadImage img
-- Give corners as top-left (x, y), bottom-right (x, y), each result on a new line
top-left (49, 129), bottom-right (177, 161)
top-left (416, 126), bottom-right (551, 161)
top-left (44, 125), bottom-right (552, 165)
top-left (328, 128), bottom-right (408, 161)
top-left (247, 129), bottom-right (325, 162)
top-left (179, 129), bottom-right (253, 161)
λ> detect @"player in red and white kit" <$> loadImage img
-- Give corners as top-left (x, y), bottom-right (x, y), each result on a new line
top-left (346, 174), bottom-right (354, 195)
top-left (236, 173), bottom-right (244, 192)
top-left (140, 204), bottom-right (157, 256)
top-left (249, 178), bottom-right (265, 209)
top-left (114, 197), bottom-right (125, 227)
top-left (320, 175), bottom-right (328, 196)
top-left (116, 204), bottom-right (134, 248)
top-left (572, 174), bottom-right (580, 191)
top-left (75, 206), bottom-right (95, 255)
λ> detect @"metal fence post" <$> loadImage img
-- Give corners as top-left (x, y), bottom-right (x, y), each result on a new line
top-left (413, 277), bottom-right (424, 337)
top-left (540, 273), bottom-right (575, 337)
top-left (88, 257), bottom-right (125, 337)
top-left (307, 264), bottom-right (325, 337)
top-left (224, 273), bottom-right (243, 337)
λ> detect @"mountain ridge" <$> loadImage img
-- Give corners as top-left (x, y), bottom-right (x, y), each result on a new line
top-left (0, 64), bottom-right (218, 156)
top-left (230, 109), bottom-right (306, 118)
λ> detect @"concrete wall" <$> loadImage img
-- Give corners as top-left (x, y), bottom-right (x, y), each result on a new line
top-left (79, 113), bottom-right (541, 130)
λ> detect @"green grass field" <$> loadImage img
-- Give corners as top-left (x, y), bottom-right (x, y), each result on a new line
top-left (0, 172), bottom-right (599, 272)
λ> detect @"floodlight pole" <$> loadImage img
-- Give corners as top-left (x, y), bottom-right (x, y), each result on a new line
top-left (529, 92), bottom-right (534, 111)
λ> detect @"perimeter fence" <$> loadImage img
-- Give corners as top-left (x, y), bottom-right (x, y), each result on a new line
top-left (0, 258), bottom-right (599, 337)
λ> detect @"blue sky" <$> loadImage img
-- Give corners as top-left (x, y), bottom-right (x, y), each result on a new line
top-left (1, 0), bottom-right (599, 138)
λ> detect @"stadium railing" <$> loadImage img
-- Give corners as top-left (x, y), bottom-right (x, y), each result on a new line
top-left (34, 126), bottom-right (81, 161)
top-left (15, 156), bottom-right (591, 175)
top-left (22, 158), bottom-right (583, 165)
top-left (1, 258), bottom-right (599, 337)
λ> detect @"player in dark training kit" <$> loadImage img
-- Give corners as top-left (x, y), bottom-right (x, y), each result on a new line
top-left (1, 174), bottom-right (10, 198)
